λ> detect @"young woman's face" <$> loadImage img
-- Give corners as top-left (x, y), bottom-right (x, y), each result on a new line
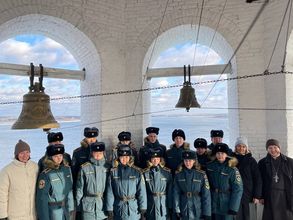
top-left (150, 157), bottom-right (161, 166)
top-left (17, 150), bottom-right (30, 163)
top-left (92, 151), bottom-right (104, 160)
top-left (216, 152), bottom-right (227, 163)
top-left (184, 159), bottom-right (195, 169)
top-left (52, 154), bottom-right (63, 165)
top-left (174, 136), bottom-right (184, 147)
top-left (235, 144), bottom-right (247, 155)
top-left (119, 156), bottom-right (130, 165)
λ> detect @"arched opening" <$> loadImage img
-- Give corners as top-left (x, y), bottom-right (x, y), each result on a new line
top-left (0, 14), bottom-right (101, 168)
top-left (142, 25), bottom-right (238, 146)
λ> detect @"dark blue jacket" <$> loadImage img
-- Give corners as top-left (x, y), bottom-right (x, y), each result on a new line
top-left (143, 164), bottom-right (173, 219)
top-left (174, 165), bottom-right (211, 219)
top-left (106, 159), bottom-right (147, 220)
top-left (206, 158), bottom-right (243, 215)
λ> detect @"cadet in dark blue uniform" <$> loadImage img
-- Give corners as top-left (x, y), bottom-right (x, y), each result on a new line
top-left (111, 131), bottom-right (139, 166)
top-left (106, 145), bottom-right (147, 220)
top-left (36, 144), bottom-right (75, 220)
top-left (76, 142), bottom-right (111, 220)
top-left (72, 127), bottom-right (99, 220)
top-left (139, 127), bottom-right (167, 169)
top-left (142, 148), bottom-right (173, 220)
top-left (173, 150), bottom-right (211, 220)
top-left (207, 130), bottom-right (224, 152)
top-left (194, 138), bottom-right (211, 171)
top-left (38, 131), bottom-right (72, 173)
top-left (206, 143), bottom-right (243, 220)
top-left (165, 129), bottom-right (190, 176)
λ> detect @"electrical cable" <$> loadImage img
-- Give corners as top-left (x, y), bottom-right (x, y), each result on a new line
top-left (266, 0), bottom-right (291, 71)
top-left (1, 70), bottom-right (292, 105)
top-left (132, 0), bottom-right (170, 115)
top-left (191, 0), bottom-right (205, 69)
top-left (200, 0), bottom-right (269, 107)
top-left (196, 0), bottom-right (227, 86)
top-left (282, 0), bottom-right (292, 71)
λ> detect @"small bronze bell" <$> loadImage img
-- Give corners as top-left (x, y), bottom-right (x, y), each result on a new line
top-left (12, 63), bottom-right (59, 129)
top-left (175, 65), bottom-right (200, 112)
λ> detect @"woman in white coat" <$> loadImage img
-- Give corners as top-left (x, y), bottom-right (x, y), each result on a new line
top-left (0, 140), bottom-right (39, 220)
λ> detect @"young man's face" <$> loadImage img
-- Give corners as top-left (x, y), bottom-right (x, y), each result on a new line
top-left (121, 140), bottom-right (131, 145)
top-left (211, 137), bottom-right (222, 144)
top-left (174, 136), bottom-right (184, 147)
top-left (196, 147), bottom-right (207, 155)
top-left (86, 137), bottom-right (97, 145)
top-left (148, 133), bottom-right (157, 143)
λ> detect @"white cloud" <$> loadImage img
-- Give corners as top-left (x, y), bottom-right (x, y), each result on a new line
top-left (152, 43), bottom-right (223, 68)
top-left (0, 38), bottom-right (78, 69)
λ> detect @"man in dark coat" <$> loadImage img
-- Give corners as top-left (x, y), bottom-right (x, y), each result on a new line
top-left (193, 138), bottom-right (211, 171)
top-left (258, 139), bottom-right (293, 220)
top-left (165, 129), bottom-right (190, 176)
top-left (233, 137), bottom-right (262, 220)
top-left (139, 127), bottom-right (166, 169)
top-left (207, 130), bottom-right (224, 151)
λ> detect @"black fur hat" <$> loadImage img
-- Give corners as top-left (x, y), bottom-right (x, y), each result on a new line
top-left (194, 138), bottom-right (207, 148)
top-left (90, 142), bottom-right (105, 152)
top-left (46, 144), bottom-right (65, 157)
top-left (146, 127), bottom-right (159, 135)
top-left (172, 129), bottom-right (185, 141)
top-left (118, 131), bottom-right (131, 141)
top-left (47, 132), bottom-right (63, 143)
top-left (84, 127), bottom-right (99, 138)
top-left (210, 130), bottom-right (224, 138)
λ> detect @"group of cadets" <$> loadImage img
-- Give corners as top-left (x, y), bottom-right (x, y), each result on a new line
top-left (34, 127), bottom-right (248, 220)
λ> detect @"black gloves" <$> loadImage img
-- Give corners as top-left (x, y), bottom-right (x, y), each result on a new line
top-left (140, 210), bottom-right (146, 220)
top-left (228, 209), bottom-right (238, 215)
top-left (107, 211), bottom-right (114, 220)
top-left (176, 212), bottom-right (181, 220)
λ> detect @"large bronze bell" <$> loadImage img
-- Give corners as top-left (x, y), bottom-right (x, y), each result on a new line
top-left (12, 63), bottom-right (59, 129)
top-left (175, 65), bottom-right (200, 112)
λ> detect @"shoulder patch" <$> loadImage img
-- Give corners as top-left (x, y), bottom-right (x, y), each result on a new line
top-left (196, 169), bottom-right (206, 174)
top-left (38, 179), bottom-right (46, 189)
top-left (235, 169), bottom-right (242, 184)
top-left (161, 166), bottom-right (171, 173)
top-left (81, 162), bottom-right (91, 167)
top-left (204, 174), bottom-right (210, 190)
top-left (42, 168), bottom-right (51, 174)
top-left (142, 168), bottom-right (150, 173)
top-left (132, 165), bottom-right (142, 173)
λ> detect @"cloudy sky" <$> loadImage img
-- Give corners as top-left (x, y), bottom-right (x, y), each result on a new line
top-left (0, 35), bottom-right (227, 119)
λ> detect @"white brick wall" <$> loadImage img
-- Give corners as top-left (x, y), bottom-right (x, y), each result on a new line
top-left (0, 0), bottom-right (291, 156)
